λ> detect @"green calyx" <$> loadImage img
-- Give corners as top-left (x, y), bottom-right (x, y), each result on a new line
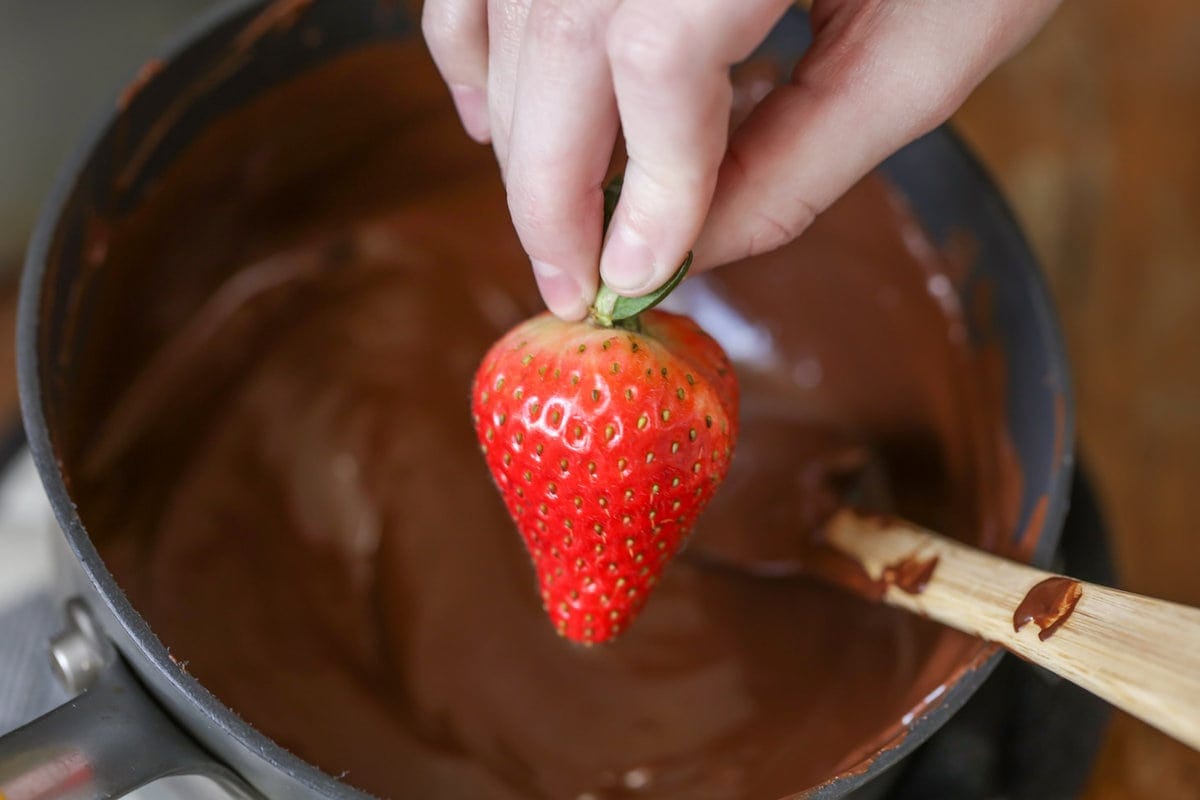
top-left (589, 175), bottom-right (692, 329)
top-left (590, 256), bottom-right (692, 329)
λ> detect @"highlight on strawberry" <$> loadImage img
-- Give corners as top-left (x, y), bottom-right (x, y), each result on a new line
top-left (471, 179), bottom-right (739, 644)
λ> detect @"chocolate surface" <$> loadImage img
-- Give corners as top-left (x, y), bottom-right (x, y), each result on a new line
top-left (883, 556), bottom-right (941, 596)
top-left (1013, 577), bottom-right (1083, 641)
top-left (67, 44), bottom-right (1022, 799)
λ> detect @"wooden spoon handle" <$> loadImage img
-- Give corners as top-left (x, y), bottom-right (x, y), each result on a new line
top-left (826, 510), bottom-right (1200, 751)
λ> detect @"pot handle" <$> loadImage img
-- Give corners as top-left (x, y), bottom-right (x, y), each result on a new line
top-left (0, 600), bottom-right (259, 800)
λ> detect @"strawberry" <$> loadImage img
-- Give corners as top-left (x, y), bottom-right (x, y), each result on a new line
top-left (471, 213), bottom-right (738, 643)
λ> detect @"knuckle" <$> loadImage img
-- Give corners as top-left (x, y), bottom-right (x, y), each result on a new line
top-left (625, 171), bottom-right (711, 234)
top-left (527, 0), bottom-right (599, 51)
top-left (745, 208), bottom-right (801, 255)
top-left (723, 144), bottom-right (814, 255)
top-left (607, 7), bottom-right (689, 82)
top-left (721, 121), bottom-right (816, 258)
top-left (507, 181), bottom-right (569, 244)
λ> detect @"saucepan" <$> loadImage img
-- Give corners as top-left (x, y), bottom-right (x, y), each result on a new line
top-left (0, 0), bottom-right (1073, 797)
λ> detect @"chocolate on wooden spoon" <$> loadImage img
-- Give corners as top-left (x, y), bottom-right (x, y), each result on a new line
top-left (687, 434), bottom-right (1200, 753)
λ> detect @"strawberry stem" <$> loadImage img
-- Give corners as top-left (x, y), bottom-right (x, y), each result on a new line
top-left (592, 283), bottom-right (621, 326)
top-left (590, 175), bottom-right (692, 329)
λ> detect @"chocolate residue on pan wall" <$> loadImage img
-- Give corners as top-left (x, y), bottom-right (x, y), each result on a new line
top-left (235, 0), bottom-right (316, 51)
top-left (1014, 577), bottom-right (1083, 641)
top-left (116, 58), bottom-right (165, 111)
top-left (61, 44), bottom-right (1025, 800)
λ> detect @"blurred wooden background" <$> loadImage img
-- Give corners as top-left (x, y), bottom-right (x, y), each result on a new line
top-left (954, 0), bottom-right (1200, 796)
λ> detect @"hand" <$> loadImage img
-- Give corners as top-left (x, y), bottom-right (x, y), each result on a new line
top-left (422, 0), bottom-right (1060, 320)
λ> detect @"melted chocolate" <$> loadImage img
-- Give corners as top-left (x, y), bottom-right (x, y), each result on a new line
top-left (65, 44), bottom-right (1023, 799)
top-left (883, 556), bottom-right (940, 595)
top-left (1014, 577), bottom-right (1083, 641)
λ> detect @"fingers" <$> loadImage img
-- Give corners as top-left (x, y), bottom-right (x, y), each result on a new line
top-left (505, 0), bottom-right (622, 320)
top-left (695, 0), bottom-right (1062, 270)
top-left (599, 0), bottom-right (794, 296)
top-left (423, 0), bottom-right (492, 142)
top-left (486, 0), bottom-right (533, 167)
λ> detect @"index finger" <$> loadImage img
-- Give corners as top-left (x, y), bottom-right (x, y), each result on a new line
top-left (505, 0), bottom-right (621, 320)
top-left (600, 0), bottom-right (793, 296)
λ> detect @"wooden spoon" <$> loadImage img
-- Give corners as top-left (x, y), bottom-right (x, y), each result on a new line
top-left (698, 508), bottom-right (1200, 751)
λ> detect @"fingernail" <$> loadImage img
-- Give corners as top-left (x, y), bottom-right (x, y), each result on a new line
top-left (532, 260), bottom-right (590, 321)
top-left (600, 224), bottom-right (656, 294)
top-left (450, 84), bottom-right (490, 144)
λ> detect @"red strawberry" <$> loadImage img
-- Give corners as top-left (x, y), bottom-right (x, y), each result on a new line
top-left (471, 300), bottom-right (738, 644)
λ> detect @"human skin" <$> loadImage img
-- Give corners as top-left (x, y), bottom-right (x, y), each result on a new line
top-left (421, 0), bottom-right (1062, 319)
